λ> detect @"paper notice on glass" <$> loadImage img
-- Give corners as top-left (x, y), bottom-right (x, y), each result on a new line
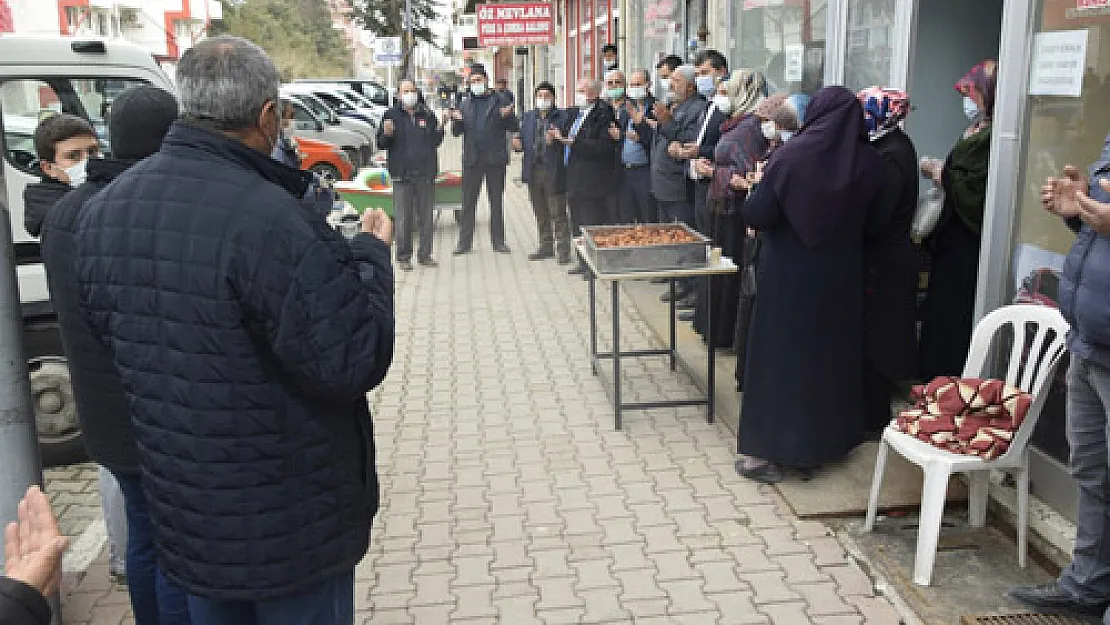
top-left (784, 44), bottom-right (804, 83)
top-left (1029, 29), bottom-right (1089, 97)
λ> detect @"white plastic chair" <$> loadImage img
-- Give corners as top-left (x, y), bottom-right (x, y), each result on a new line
top-left (863, 304), bottom-right (1069, 586)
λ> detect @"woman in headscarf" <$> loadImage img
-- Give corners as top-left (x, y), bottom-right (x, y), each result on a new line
top-left (734, 86), bottom-right (896, 483)
top-left (690, 69), bottom-right (769, 348)
top-left (857, 87), bottom-right (920, 434)
top-left (732, 92), bottom-right (798, 391)
top-left (918, 60), bottom-right (997, 381)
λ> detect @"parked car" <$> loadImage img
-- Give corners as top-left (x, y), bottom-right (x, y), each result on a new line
top-left (295, 78), bottom-right (390, 108)
top-left (285, 83), bottom-right (384, 127)
top-left (282, 90), bottom-right (376, 165)
top-left (294, 136), bottom-right (354, 183)
top-left (282, 96), bottom-right (370, 169)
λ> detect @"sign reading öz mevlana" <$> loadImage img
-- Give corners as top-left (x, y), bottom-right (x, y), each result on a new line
top-left (477, 2), bottom-right (554, 47)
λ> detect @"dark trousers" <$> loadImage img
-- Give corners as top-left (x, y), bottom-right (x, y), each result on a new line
top-left (657, 199), bottom-right (694, 228)
top-left (458, 162), bottom-right (507, 250)
top-left (188, 570), bottom-right (354, 625)
top-left (111, 471), bottom-right (191, 625)
top-left (693, 180), bottom-right (711, 237)
top-left (528, 167), bottom-right (570, 254)
top-left (568, 194), bottom-right (610, 237)
top-left (393, 178), bottom-right (434, 262)
top-left (619, 166), bottom-right (654, 224)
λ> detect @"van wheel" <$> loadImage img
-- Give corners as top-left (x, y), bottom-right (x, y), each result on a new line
top-left (311, 163), bottom-right (343, 184)
top-left (29, 357), bottom-right (86, 468)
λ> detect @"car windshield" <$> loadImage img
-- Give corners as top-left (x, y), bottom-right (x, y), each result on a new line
top-left (343, 90), bottom-right (374, 108)
top-left (296, 94), bottom-right (336, 123)
top-left (315, 92), bottom-right (352, 112)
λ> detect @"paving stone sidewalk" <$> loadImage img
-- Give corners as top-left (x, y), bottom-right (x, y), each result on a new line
top-left (53, 136), bottom-right (904, 624)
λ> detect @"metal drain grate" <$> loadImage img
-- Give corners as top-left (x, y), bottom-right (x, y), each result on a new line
top-left (961, 615), bottom-right (1095, 625)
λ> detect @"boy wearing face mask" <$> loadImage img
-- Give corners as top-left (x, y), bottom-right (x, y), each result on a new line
top-left (602, 44), bottom-right (619, 72)
top-left (513, 82), bottom-right (571, 263)
top-left (24, 113), bottom-right (100, 237)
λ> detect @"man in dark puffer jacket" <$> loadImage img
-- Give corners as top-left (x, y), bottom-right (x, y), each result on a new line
top-left (41, 85), bottom-right (190, 625)
top-left (1010, 136), bottom-right (1110, 620)
top-left (74, 36), bottom-right (395, 624)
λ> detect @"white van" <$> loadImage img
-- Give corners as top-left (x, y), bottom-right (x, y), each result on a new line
top-left (0, 35), bottom-right (174, 465)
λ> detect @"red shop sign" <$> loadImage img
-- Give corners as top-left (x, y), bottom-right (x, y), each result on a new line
top-left (0, 0), bottom-right (13, 34)
top-left (477, 2), bottom-right (555, 47)
top-left (1078, 0), bottom-right (1110, 8)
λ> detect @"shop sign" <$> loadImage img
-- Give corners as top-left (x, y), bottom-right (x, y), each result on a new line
top-left (477, 2), bottom-right (555, 47)
top-left (783, 44), bottom-right (804, 82)
top-left (1077, 0), bottom-right (1110, 9)
top-left (1029, 29), bottom-right (1089, 97)
top-left (0, 0), bottom-right (12, 34)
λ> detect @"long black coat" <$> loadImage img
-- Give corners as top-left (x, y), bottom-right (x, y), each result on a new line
top-left (0, 577), bottom-right (50, 625)
top-left (561, 102), bottom-right (619, 199)
top-left (40, 158), bottom-right (137, 473)
top-left (866, 129), bottom-right (920, 382)
top-left (737, 180), bottom-right (895, 468)
top-left (75, 122), bottom-right (395, 599)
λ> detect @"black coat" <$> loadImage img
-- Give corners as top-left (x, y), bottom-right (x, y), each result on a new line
top-left (519, 108), bottom-right (568, 193)
top-left (377, 104), bottom-right (445, 180)
top-left (75, 122), bottom-right (395, 600)
top-left (22, 177), bottom-right (71, 237)
top-left (40, 158), bottom-right (137, 472)
top-left (695, 106), bottom-right (729, 162)
top-left (866, 129), bottom-right (920, 382)
top-left (737, 180), bottom-right (896, 468)
top-left (561, 102), bottom-right (619, 199)
top-left (0, 578), bottom-right (49, 625)
top-left (451, 92), bottom-right (519, 168)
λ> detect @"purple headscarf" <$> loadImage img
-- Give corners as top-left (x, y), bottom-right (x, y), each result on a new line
top-left (760, 86), bottom-right (886, 248)
top-left (955, 60), bottom-right (998, 120)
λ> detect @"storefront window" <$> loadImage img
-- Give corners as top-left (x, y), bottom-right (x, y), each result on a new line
top-left (627, 0), bottom-right (683, 78)
top-left (1011, 1), bottom-right (1110, 465)
top-left (844, 0), bottom-right (896, 91)
top-left (725, 0), bottom-right (828, 96)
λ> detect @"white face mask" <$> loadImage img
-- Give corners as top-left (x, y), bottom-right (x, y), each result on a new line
top-left (401, 92), bottom-right (419, 108)
top-left (780, 130), bottom-right (795, 142)
top-left (627, 86), bottom-right (648, 101)
top-left (535, 98), bottom-right (553, 111)
top-left (696, 75), bottom-right (716, 97)
top-left (761, 121), bottom-right (777, 141)
top-left (712, 95), bottom-right (733, 115)
top-left (64, 159), bottom-right (88, 187)
top-left (574, 92), bottom-right (590, 108)
top-left (604, 59), bottom-right (617, 69)
top-left (962, 96), bottom-right (979, 121)
top-left (471, 82), bottom-right (488, 96)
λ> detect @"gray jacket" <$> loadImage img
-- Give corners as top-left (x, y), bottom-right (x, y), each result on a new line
top-left (651, 95), bottom-right (708, 203)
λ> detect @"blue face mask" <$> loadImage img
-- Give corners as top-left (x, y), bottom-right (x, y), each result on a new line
top-left (695, 75), bottom-right (716, 97)
top-left (779, 131), bottom-right (795, 143)
top-left (963, 96), bottom-right (979, 121)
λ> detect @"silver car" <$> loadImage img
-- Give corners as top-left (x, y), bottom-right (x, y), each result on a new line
top-left (284, 91), bottom-right (377, 165)
top-left (283, 97), bottom-right (371, 169)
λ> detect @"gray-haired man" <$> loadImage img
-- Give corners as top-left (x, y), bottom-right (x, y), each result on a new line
top-left (75, 36), bottom-right (395, 625)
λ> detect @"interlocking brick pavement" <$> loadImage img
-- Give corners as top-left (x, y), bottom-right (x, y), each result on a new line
top-left (58, 135), bottom-right (905, 624)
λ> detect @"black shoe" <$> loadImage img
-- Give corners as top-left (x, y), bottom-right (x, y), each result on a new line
top-left (661, 288), bottom-right (692, 303)
top-left (494, 244), bottom-right (512, 254)
top-left (529, 248), bottom-right (555, 261)
top-left (398, 260), bottom-right (414, 271)
top-left (418, 257), bottom-right (438, 267)
top-left (557, 252), bottom-right (572, 265)
top-left (678, 310), bottom-right (695, 322)
top-left (453, 246), bottom-right (471, 256)
top-left (1008, 584), bottom-right (1107, 617)
top-left (568, 265), bottom-right (586, 275)
top-left (677, 295), bottom-right (697, 310)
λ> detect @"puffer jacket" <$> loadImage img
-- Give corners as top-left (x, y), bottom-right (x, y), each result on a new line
top-left (75, 121), bottom-right (395, 600)
top-left (1060, 135), bottom-right (1110, 353)
top-left (40, 158), bottom-right (137, 473)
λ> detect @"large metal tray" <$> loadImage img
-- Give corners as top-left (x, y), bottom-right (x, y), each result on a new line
top-left (582, 223), bottom-right (710, 274)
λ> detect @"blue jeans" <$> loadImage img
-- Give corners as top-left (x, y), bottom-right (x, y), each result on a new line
top-left (111, 471), bottom-right (191, 625)
top-left (188, 571), bottom-right (354, 625)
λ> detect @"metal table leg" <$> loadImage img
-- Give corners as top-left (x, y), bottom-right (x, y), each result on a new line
top-left (707, 274), bottom-right (715, 424)
top-left (589, 271), bottom-right (598, 375)
top-left (612, 281), bottom-right (622, 430)
top-left (669, 278), bottom-right (677, 371)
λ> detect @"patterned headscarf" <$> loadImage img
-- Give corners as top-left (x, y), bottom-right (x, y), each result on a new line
top-left (722, 69), bottom-right (768, 117)
top-left (955, 59), bottom-right (998, 119)
top-left (856, 86), bottom-right (911, 140)
top-left (753, 92), bottom-right (788, 120)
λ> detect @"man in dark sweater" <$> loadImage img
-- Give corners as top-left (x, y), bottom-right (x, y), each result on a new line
top-left (450, 65), bottom-right (520, 255)
top-left (378, 79), bottom-right (446, 271)
top-left (22, 113), bottom-right (99, 237)
top-left (41, 85), bottom-right (189, 625)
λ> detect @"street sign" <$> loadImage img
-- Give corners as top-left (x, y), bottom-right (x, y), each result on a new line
top-left (374, 36), bottom-right (403, 67)
top-left (476, 2), bottom-right (554, 47)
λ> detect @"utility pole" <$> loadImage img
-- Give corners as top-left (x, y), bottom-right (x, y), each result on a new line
top-left (405, 0), bottom-right (414, 79)
top-left (0, 195), bottom-right (53, 621)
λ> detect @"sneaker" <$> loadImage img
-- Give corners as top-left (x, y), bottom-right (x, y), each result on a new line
top-left (568, 265), bottom-right (587, 275)
top-left (418, 257), bottom-right (438, 267)
top-left (528, 249), bottom-right (555, 261)
top-left (1007, 583), bottom-right (1107, 617)
top-left (453, 246), bottom-right (471, 256)
top-left (398, 260), bottom-right (414, 271)
top-left (493, 244), bottom-right (512, 254)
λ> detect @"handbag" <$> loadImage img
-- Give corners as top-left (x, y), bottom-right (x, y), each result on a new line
top-left (911, 182), bottom-right (945, 240)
